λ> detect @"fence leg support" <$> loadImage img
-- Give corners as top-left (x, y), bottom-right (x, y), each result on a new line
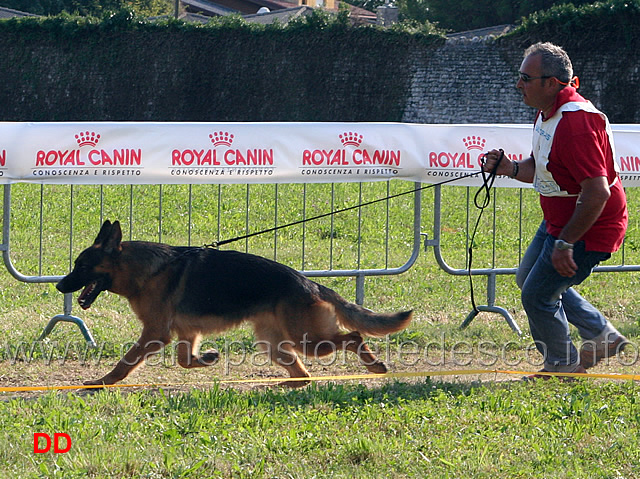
top-left (37, 293), bottom-right (97, 348)
top-left (461, 305), bottom-right (522, 335)
top-left (460, 273), bottom-right (522, 336)
top-left (355, 273), bottom-right (366, 306)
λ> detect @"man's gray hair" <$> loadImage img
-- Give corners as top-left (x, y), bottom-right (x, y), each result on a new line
top-left (524, 42), bottom-right (573, 84)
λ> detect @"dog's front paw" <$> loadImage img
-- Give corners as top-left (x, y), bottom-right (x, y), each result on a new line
top-left (278, 378), bottom-right (311, 388)
top-left (366, 361), bottom-right (388, 374)
top-left (83, 378), bottom-right (109, 388)
top-left (198, 349), bottom-right (220, 366)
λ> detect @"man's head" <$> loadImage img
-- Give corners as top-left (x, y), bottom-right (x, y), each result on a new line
top-left (517, 42), bottom-right (574, 114)
top-left (523, 42), bottom-right (573, 84)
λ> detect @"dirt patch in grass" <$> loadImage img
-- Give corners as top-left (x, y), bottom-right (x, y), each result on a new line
top-left (2, 346), bottom-right (637, 401)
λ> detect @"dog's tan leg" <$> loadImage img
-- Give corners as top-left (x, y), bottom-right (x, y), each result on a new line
top-left (275, 348), bottom-right (312, 388)
top-left (342, 331), bottom-right (388, 374)
top-left (297, 331), bottom-right (387, 373)
top-left (282, 300), bottom-right (387, 374)
top-left (255, 328), bottom-right (311, 387)
top-left (84, 329), bottom-right (170, 386)
top-left (175, 333), bottom-right (219, 369)
top-left (298, 331), bottom-right (387, 374)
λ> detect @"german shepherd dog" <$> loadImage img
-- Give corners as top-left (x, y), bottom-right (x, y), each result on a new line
top-left (56, 220), bottom-right (412, 387)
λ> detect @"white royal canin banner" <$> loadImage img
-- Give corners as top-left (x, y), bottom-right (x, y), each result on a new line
top-left (1, 122), bottom-right (639, 187)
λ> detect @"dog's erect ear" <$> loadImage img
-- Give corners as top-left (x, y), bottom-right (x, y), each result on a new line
top-left (94, 220), bottom-right (113, 246)
top-left (94, 220), bottom-right (122, 254)
top-left (103, 220), bottom-right (123, 255)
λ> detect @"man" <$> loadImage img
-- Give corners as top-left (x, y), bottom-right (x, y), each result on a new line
top-left (483, 42), bottom-right (628, 378)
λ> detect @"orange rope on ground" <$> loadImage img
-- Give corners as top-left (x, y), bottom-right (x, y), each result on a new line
top-left (1, 369), bottom-right (639, 393)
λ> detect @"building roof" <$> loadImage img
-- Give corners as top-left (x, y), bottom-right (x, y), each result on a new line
top-left (0, 6), bottom-right (38, 19)
top-left (183, 0), bottom-right (294, 16)
top-left (181, 0), bottom-right (240, 16)
top-left (345, 3), bottom-right (376, 24)
top-left (149, 11), bottom-right (232, 23)
top-left (179, 11), bottom-right (226, 22)
top-left (243, 5), bottom-right (313, 24)
top-left (182, 0), bottom-right (376, 24)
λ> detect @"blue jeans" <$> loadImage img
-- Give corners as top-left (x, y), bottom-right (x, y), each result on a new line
top-left (516, 221), bottom-right (611, 368)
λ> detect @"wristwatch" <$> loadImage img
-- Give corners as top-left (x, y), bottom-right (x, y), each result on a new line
top-left (554, 239), bottom-right (574, 250)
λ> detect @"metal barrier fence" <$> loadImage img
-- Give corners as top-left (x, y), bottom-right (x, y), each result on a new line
top-left (423, 184), bottom-right (640, 336)
top-left (1, 181), bottom-right (422, 346)
top-left (2, 180), bottom-right (638, 346)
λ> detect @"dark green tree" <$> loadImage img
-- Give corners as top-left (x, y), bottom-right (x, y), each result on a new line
top-left (0, 0), bottom-right (172, 16)
top-left (339, 0), bottom-right (602, 31)
top-left (422, 0), bottom-right (596, 31)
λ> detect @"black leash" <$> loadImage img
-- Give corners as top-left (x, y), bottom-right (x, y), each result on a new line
top-left (204, 159), bottom-right (503, 315)
top-left (204, 170), bottom-right (484, 249)
top-left (467, 149), bottom-right (504, 313)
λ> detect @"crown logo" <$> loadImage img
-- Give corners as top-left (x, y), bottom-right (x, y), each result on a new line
top-left (339, 132), bottom-right (363, 147)
top-left (462, 136), bottom-right (486, 151)
top-left (209, 131), bottom-right (234, 147)
top-left (75, 131), bottom-right (100, 148)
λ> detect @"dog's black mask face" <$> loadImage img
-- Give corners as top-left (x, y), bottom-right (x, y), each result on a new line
top-left (56, 248), bottom-right (113, 309)
top-left (56, 220), bottom-right (121, 310)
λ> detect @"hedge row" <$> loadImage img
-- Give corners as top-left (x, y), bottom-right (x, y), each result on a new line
top-left (0, 11), bottom-right (441, 122)
top-left (0, 2), bottom-right (638, 122)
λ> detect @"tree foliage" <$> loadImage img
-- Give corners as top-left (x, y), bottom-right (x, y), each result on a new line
top-left (424, 0), bottom-right (596, 31)
top-left (0, 0), bottom-right (173, 17)
top-left (507, 0), bottom-right (640, 49)
top-left (341, 0), bottom-right (600, 31)
top-left (1, 0), bottom-right (636, 36)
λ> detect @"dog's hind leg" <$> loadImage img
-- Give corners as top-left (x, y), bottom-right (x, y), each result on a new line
top-left (274, 345), bottom-right (312, 388)
top-left (84, 329), bottom-right (171, 386)
top-left (175, 332), bottom-right (219, 368)
top-left (340, 331), bottom-right (388, 374)
top-left (255, 327), bottom-right (311, 388)
top-left (345, 331), bottom-right (388, 374)
top-left (300, 331), bottom-right (388, 374)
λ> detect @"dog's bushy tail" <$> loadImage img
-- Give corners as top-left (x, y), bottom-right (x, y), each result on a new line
top-left (317, 284), bottom-right (413, 336)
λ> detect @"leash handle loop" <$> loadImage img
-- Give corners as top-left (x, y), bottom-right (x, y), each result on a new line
top-left (475, 149), bottom-right (504, 209)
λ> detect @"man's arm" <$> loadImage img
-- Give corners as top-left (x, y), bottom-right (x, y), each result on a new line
top-left (552, 176), bottom-right (611, 277)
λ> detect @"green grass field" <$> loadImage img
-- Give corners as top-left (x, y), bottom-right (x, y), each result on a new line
top-left (1, 182), bottom-right (639, 478)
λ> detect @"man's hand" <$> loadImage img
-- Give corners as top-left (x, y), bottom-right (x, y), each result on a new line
top-left (551, 247), bottom-right (578, 277)
top-left (481, 149), bottom-right (510, 176)
top-left (482, 150), bottom-right (535, 183)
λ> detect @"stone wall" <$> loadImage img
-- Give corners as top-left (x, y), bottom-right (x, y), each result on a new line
top-left (402, 40), bottom-right (531, 124)
top-left (403, 37), bottom-right (640, 124)
top-left (0, 22), bottom-right (638, 125)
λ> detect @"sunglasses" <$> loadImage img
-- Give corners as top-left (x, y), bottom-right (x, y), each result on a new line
top-left (518, 72), bottom-right (553, 82)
